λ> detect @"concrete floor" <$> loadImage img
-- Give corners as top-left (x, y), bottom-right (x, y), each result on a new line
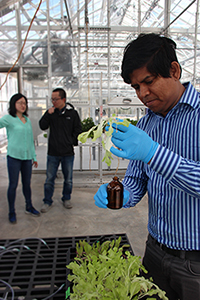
top-left (0, 151), bottom-right (149, 259)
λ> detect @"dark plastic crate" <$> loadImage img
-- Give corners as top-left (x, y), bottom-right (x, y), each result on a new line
top-left (0, 234), bottom-right (132, 300)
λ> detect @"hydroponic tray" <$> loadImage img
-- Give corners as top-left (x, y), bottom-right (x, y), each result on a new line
top-left (0, 233), bottom-right (133, 300)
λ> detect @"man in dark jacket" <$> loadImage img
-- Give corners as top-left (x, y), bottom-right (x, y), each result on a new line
top-left (39, 88), bottom-right (82, 212)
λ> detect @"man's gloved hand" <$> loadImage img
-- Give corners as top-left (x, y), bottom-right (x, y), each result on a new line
top-left (110, 123), bottom-right (159, 164)
top-left (94, 183), bottom-right (130, 209)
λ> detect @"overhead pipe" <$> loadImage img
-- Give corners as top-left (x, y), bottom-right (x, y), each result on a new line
top-left (107, 0), bottom-right (111, 117)
top-left (161, 0), bottom-right (196, 35)
top-left (163, 0), bottom-right (170, 37)
top-left (138, 0), bottom-right (141, 34)
top-left (193, 0), bottom-right (199, 87)
top-left (46, 0), bottom-right (52, 104)
top-left (63, 0), bottom-right (73, 35)
top-left (85, 0), bottom-right (91, 116)
top-left (15, 2), bottom-right (22, 93)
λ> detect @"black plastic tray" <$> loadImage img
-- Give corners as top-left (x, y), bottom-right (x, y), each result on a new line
top-left (0, 234), bottom-right (133, 300)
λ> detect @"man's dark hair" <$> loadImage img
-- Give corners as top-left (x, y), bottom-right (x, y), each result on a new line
top-left (53, 88), bottom-right (66, 100)
top-left (121, 33), bottom-right (182, 84)
top-left (8, 93), bottom-right (28, 117)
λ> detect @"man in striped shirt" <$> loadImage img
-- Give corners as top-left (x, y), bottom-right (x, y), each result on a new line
top-left (94, 33), bottom-right (200, 300)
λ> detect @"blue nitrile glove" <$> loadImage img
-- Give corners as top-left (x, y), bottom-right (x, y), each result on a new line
top-left (110, 123), bottom-right (159, 164)
top-left (94, 183), bottom-right (130, 209)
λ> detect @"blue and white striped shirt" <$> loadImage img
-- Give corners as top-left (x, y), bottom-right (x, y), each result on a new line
top-left (123, 82), bottom-right (200, 250)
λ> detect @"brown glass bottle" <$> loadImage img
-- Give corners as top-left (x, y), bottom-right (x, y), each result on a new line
top-left (107, 176), bottom-right (123, 209)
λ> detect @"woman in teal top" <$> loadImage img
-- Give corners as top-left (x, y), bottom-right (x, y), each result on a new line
top-left (0, 93), bottom-right (40, 223)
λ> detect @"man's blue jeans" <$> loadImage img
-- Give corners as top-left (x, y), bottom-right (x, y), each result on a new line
top-left (7, 155), bottom-right (32, 214)
top-left (43, 155), bottom-right (74, 205)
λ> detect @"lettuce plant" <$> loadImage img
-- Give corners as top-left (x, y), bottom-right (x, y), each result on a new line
top-left (67, 237), bottom-right (168, 300)
top-left (78, 115), bottom-right (130, 166)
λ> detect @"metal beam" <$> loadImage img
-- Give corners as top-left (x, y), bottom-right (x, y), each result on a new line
top-left (0, 0), bottom-right (32, 15)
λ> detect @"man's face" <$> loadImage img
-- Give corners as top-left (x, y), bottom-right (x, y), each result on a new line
top-left (129, 63), bottom-right (184, 117)
top-left (51, 91), bottom-right (66, 110)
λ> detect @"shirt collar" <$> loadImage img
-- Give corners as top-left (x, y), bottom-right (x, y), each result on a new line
top-left (56, 105), bottom-right (66, 115)
top-left (179, 82), bottom-right (199, 109)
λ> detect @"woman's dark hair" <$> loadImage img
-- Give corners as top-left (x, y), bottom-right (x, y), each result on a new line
top-left (53, 88), bottom-right (66, 100)
top-left (8, 93), bottom-right (28, 117)
top-left (121, 33), bottom-right (182, 84)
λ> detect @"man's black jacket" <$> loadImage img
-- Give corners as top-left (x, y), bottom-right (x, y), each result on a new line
top-left (39, 104), bottom-right (82, 156)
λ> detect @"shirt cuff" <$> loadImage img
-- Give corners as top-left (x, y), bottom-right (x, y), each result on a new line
top-left (149, 144), bottom-right (181, 181)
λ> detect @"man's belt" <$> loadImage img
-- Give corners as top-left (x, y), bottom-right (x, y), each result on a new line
top-left (150, 235), bottom-right (200, 262)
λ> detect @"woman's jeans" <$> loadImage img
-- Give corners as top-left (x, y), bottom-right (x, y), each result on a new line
top-left (43, 155), bottom-right (74, 205)
top-left (7, 155), bottom-right (32, 214)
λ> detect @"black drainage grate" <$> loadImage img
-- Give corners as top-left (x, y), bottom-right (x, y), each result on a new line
top-left (0, 233), bottom-right (133, 300)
